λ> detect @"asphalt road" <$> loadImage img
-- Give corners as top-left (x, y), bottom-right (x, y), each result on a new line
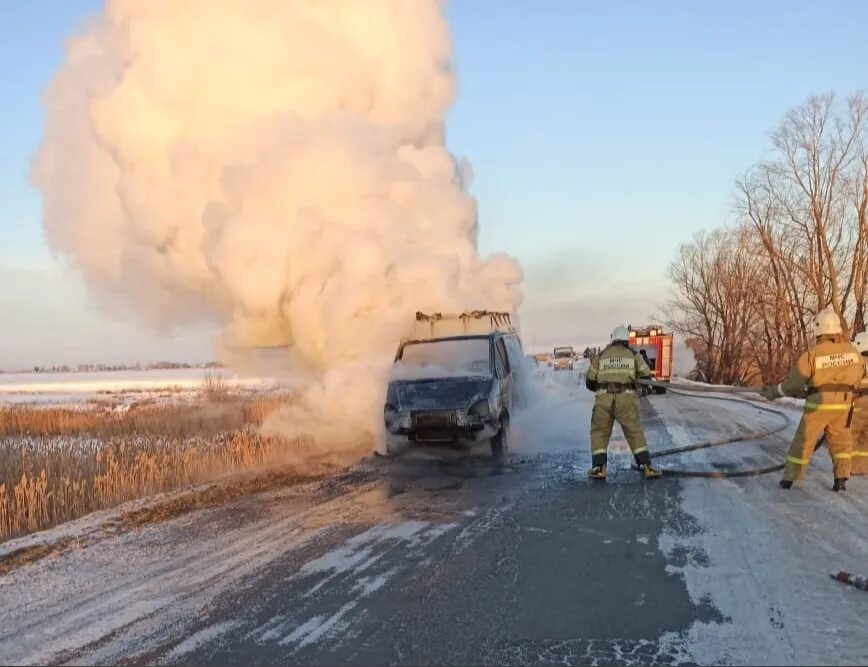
top-left (160, 451), bottom-right (715, 666)
top-left (3, 373), bottom-right (867, 666)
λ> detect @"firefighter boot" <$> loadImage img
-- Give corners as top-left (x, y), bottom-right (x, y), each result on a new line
top-left (833, 478), bottom-right (848, 492)
top-left (779, 479), bottom-right (793, 489)
top-left (633, 449), bottom-right (662, 479)
top-left (588, 465), bottom-right (607, 481)
top-left (639, 464), bottom-right (662, 480)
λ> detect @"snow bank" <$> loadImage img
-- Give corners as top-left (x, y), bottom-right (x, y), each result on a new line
top-left (0, 368), bottom-right (287, 405)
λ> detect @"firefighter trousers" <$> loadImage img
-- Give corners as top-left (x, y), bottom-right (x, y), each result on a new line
top-left (852, 398), bottom-right (868, 476)
top-left (783, 409), bottom-right (853, 482)
top-left (590, 392), bottom-right (651, 468)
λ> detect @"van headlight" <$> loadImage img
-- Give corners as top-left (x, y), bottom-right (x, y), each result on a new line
top-left (468, 400), bottom-right (490, 418)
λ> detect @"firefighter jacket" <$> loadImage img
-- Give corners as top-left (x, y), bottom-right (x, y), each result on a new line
top-left (853, 355), bottom-right (868, 475)
top-left (771, 334), bottom-right (866, 411)
top-left (587, 342), bottom-right (652, 389)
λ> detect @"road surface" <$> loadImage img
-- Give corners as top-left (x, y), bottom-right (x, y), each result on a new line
top-left (1, 370), bottom-right (866, 665)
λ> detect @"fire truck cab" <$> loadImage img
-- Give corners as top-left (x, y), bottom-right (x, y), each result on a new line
top-left (628, 324), bottom-right (672, 394)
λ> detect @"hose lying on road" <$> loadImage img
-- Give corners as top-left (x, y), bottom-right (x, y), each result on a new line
top-left (637, 381), bottom-right (796, 479)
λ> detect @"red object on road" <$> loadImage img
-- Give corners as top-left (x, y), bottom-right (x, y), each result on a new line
top-left (628, 325), bottom-right (673, 383)
top-left (831, 571), bottom-right (868, 591)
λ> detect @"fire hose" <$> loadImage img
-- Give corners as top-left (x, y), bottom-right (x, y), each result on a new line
top-left (631, 379), bottom-right (866, 593)
top-left (635, 380), bottom-right (797, 478)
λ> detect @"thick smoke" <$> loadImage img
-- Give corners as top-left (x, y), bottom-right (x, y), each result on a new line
top-left (36, 0), bottom-right (522, 453)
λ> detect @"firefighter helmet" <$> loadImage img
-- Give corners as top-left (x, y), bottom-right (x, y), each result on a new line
top-left (854, 331), bottom-right (868, 354)
top-left (611, 325), bottom-right (630, 342)
top-left (813, 308), bottom-right (842, 337)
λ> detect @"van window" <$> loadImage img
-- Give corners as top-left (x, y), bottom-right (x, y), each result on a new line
top-left (396, 338), bottom-right (491, 376)
top-left (494, 339), bottom-right (510, 377)
top-left (505, 336), bottom-right (523, 366)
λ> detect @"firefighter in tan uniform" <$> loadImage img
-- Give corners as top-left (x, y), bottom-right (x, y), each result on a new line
top-left (585, 326), bottom-right (662, 481)
top-left (761, 309), bottom-right (866, 491)
top-left (851, 332), bottom-right (868, 476)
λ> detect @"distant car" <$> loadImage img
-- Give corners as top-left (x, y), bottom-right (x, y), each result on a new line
top-left (550, 346), bottom-right (575, 371)
top-left (383, 329), bottom-right (525, 458)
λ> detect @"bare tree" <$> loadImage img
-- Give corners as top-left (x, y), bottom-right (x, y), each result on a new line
top-left (736, 169), bottom-right (809, 376)
top-left (843, 137), bottom-right (868, 333)
top-left (760, 93), bottom-right (867, 332)
top-left (667, 229), bottom-right (761, 384)
top-left (671, 92), bottom-right (867, 384)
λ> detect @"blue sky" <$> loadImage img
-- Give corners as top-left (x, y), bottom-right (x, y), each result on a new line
top-left (1, 1), bottom-right (100, 267)
top-left (1, 1), bottom-right (867, 366)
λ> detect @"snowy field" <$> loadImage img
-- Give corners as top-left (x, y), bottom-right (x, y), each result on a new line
top-left (0, 368), bottom-right (287, 406)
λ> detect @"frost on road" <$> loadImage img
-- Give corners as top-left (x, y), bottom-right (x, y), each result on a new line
top-left (1, 371), bottom-right (866, 666)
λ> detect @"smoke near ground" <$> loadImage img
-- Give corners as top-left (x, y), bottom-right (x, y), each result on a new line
top-left (672, 337), bottom-right (697, 378)
top-left (35, 0), bottom-right (522, 453)
top-left (509, 361), bottom-right (590, 457)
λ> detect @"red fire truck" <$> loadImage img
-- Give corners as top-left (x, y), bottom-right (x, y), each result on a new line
top-left (628, 325), bottom-right (673, 393)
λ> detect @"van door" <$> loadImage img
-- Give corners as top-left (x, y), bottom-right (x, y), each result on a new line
top-left (504, 335), bottom-right (523, 369)
top-left (504, 335), bottom-right (525, 405)
top-left (494, 337), bottom-right (513, 414)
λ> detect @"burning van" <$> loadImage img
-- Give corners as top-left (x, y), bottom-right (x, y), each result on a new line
top-left (383, 312), bottom-right (525, 457)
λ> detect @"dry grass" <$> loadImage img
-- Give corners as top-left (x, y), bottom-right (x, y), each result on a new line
top-left (0, 393), bottom-right (302, 540)
top-left (202, 371), bottom-right (230, 403)
top-left (0, 393), bottom-right (293, 438)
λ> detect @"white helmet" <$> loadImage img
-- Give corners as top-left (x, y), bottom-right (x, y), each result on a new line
top-left (854, 331), bottom-right (868, 354)
top-left (813, 308), bottom-right (842, 337)
top-left (611, 325), bottom-right (630, 342)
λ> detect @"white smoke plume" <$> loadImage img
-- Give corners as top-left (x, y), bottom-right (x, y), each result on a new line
top-left (36, 0), bottom-right (523, 453)
top-left (672, 337), bottom-right (697, 378)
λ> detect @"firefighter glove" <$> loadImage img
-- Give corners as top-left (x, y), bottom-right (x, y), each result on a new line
top-left (585, 377), bottom-right (599, 392)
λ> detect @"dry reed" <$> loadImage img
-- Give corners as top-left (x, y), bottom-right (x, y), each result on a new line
top-left (202, 372), bottom-right (230, 403)
top-left (0, 393), bottom-right (298, 540)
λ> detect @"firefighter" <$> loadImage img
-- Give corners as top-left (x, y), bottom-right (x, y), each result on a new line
top-left (852, 332), bottom-right (868, 476)
top-left (585, 325), bottom-right (662, 481)
top-left (760, 309), bottom-right (866, 491)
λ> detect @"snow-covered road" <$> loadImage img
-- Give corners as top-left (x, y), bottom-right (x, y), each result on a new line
top-left (652, 392), bottom-right (868, 665)
top-left (0, 371), bottom-right (865, 665)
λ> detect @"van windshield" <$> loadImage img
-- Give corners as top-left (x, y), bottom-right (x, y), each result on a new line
top-left (394, 338), bottom-right (491, 378)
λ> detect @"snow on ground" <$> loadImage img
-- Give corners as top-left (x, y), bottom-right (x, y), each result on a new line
top-left (0, 486), bottom-right (333, 665)
top-left (0, 368), bottom-right (289, 406)
top-left (652, 392), bottom-right (868, 665)
top-left (0, 479), bottom-right (455, 665)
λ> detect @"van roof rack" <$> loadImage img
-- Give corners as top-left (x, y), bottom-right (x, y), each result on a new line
top-left (412, 311), bottom-right (516, 338)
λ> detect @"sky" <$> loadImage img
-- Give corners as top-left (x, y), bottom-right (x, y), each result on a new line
top-left (1, 0), bottom-right (867, 367)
